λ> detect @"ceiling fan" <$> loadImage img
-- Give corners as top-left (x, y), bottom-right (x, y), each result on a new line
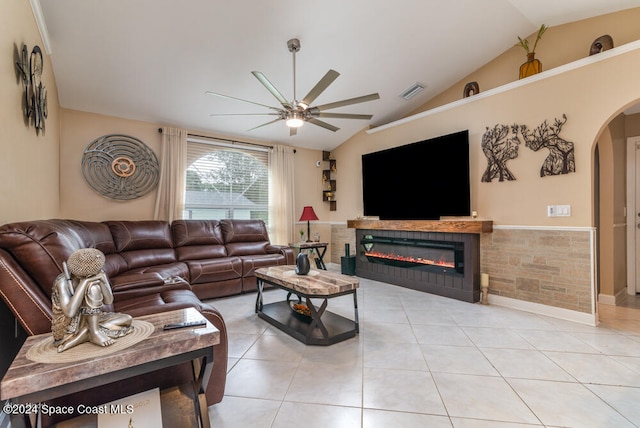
top-left (206, 38), bottom-right (380, 136)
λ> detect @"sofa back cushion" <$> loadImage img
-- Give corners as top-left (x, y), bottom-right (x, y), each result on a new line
top-left (0, 220), bottom-right (116, 298)
top-left (221, 219), bottom-right (269, 256)
top-left (105, 221), bottom-right (176, 269)
top-left (172, 220), bottom-right (227, 261)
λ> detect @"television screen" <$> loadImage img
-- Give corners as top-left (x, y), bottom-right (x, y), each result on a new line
top-left (362, 130), bottom-right (470, 220)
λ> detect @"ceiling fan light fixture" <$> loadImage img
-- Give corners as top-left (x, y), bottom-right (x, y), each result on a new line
top-left (286, 112), bottom-right (304, 128)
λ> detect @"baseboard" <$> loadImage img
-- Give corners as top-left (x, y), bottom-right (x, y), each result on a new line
top-left (598, 288), bottom-right (628, 306)
top-left (488, 294), bottom-right (597, 326)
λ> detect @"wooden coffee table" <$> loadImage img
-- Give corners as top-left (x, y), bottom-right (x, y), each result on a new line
top-left (255, 266), bottom-right (359, 345)
top-left (1, 308), bottom-right (219, 428)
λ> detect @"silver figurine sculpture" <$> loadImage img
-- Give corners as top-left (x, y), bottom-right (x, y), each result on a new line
top-left (52, 248), bottom-right (133, 352)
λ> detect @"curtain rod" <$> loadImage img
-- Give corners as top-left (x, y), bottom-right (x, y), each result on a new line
top-left (158, 128), bottom-right (271, 149)
top-left (157, 128), bottom-right (296, 153)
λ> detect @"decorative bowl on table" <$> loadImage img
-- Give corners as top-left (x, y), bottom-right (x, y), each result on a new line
top-left (287, 293), bottom-right (312, 322)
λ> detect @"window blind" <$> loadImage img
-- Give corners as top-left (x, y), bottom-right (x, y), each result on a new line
top-left (185, 138), bottom-right (270, 224)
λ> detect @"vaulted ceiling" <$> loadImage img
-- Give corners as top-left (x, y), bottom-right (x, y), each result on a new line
top-left (35, 0), bottom-right (638, 150)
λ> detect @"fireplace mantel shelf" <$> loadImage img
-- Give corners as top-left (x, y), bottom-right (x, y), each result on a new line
top-left (347, 219), bottom-right (493, 234)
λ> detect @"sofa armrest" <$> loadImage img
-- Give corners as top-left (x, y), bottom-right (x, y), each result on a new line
top-left (267, 244), bottom-right (295, 265)
top-left (0, 250), bottom-right (53, 336)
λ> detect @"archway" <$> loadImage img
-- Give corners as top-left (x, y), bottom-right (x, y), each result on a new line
top-left (594, 100), bottom-right (640, 328)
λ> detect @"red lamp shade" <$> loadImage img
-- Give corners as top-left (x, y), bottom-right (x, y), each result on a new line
top-left (299, 206), bottom-right (319, 221)
top-left (299, 206), bottom-right (319, 242)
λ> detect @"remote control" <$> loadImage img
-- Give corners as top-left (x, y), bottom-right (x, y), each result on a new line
top-left (163, 320), bottom-right (207, 330)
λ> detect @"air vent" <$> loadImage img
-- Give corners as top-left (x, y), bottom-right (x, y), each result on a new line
top-left (399, 83), bottom-right (424, 100)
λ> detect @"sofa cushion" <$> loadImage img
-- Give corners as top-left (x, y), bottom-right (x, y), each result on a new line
top-left (105, 221), bottom-right (177, 269)
top-left (221, 219), bottom-right (269, 243)
top-left (172, 220), bottom-right (227, 260)
top-left (221, 219), bottom-right (270, 256)
top-left (225, 241), bottom-right (269, 256)
top-left (186, 257), bottom-right (242, 284)
top-left (106, 220), bottom-right (174, 252)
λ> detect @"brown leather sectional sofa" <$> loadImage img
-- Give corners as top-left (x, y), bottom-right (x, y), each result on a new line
top-left (0, 218), bottom-right (294, 423)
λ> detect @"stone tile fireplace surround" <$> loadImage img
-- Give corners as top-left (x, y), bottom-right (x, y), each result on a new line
top-left (336, 221), bottom-right (595, 320)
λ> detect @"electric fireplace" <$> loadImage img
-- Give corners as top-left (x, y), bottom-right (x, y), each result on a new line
top-left (361, 235), bottom-right (464, 275)
top-left (355, 229), bottom-right (480, 303)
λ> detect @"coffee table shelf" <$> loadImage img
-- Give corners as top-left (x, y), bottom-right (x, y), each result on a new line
top-left (259, 300), bottom-right (357, 346)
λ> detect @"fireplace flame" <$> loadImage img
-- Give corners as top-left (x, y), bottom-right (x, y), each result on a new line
top-left (364, 251), bottom-right (455, 268)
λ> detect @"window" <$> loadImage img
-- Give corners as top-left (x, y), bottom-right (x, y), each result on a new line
top-left (185, 138), bottom-right (269, 224)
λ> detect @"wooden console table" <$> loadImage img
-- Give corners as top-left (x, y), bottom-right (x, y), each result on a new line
top-left (1, 308), bottom-right (219, 428)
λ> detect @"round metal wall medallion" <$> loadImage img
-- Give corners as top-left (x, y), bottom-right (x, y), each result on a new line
top-left (82, 134), bottom-right (159, 200)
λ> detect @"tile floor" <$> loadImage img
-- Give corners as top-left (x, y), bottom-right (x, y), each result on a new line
top-left (205, 268), bottom-right (640, 427)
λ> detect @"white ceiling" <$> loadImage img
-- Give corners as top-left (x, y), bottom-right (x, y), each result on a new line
top-left (35, 0), bottom-right (638, 151)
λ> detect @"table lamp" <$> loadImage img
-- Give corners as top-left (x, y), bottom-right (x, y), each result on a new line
top-left (299, 206), bottom-right (319, 242)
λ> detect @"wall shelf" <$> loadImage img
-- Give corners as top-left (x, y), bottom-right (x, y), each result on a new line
top-left (322, 151), bottom-right (337, 211)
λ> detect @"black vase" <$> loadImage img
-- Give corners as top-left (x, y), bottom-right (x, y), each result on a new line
top-left (295, 252), bottom-right (311, 275)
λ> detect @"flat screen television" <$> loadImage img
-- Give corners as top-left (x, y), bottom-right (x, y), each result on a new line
top-left (362, 130), bottom-right (470, 220)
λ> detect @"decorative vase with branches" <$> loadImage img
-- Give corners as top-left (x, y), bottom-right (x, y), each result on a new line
top-left (517, 24), bottom-right (548, 79)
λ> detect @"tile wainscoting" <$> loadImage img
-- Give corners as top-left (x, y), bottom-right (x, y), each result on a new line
top-left (330, 222), bottom-right (357, 263)
top-left (481, 226), bottom-right (596, 319)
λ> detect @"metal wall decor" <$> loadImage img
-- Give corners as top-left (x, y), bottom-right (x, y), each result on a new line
top-left (481, 124), bottom-right (520, 182)
top-left (82, 134), bottom-right (160, 200)
top-left (516, 114), bottom-right (575, 177)
top-left (15, 44), bottom-right (48, 135)
top-left (482, 114), bottom-right (575, 182)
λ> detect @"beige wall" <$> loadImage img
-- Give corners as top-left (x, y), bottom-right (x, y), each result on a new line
top-left (59, 109), bottom-right (325, 238)
top-left (414, 7), bottom-right (640, 114)
top-left (328, 11), bottom-right (640, 306)
top-left (331, 44), bottom-right (640, 229)
top-left (59, 109), bottom-right (162, 220)
top-left (60, 109), bottom-right (329, 237)
top-left (1, 0), bottom-right (60, 224)
top-left (293, 147), bottom-right (332, 251)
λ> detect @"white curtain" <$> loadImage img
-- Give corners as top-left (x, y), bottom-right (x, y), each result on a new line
top-left (269, 145), bottom-right (296, 245)
top-left (153, 127), bottom-right (187, 222)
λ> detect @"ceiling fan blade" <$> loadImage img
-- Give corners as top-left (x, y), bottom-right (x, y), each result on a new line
top-left (205, 91), bottom-right (281, 112)
top-left (247, 118), bottom-right (282, 132)
top-left (313, 93), bottom-right (380, 111)
top-left (251, 72), bottom-right (291, 108)
top-left (301, 69), bottom-right (340, 107)
top-left (210, 113), bottom-right (279, 117)
top-left (289, 127), bottom-right (297, 137)
top-left (308, 118), bottom-right (339, 132)
top-left (315, 112), bottom-right (373, 120)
